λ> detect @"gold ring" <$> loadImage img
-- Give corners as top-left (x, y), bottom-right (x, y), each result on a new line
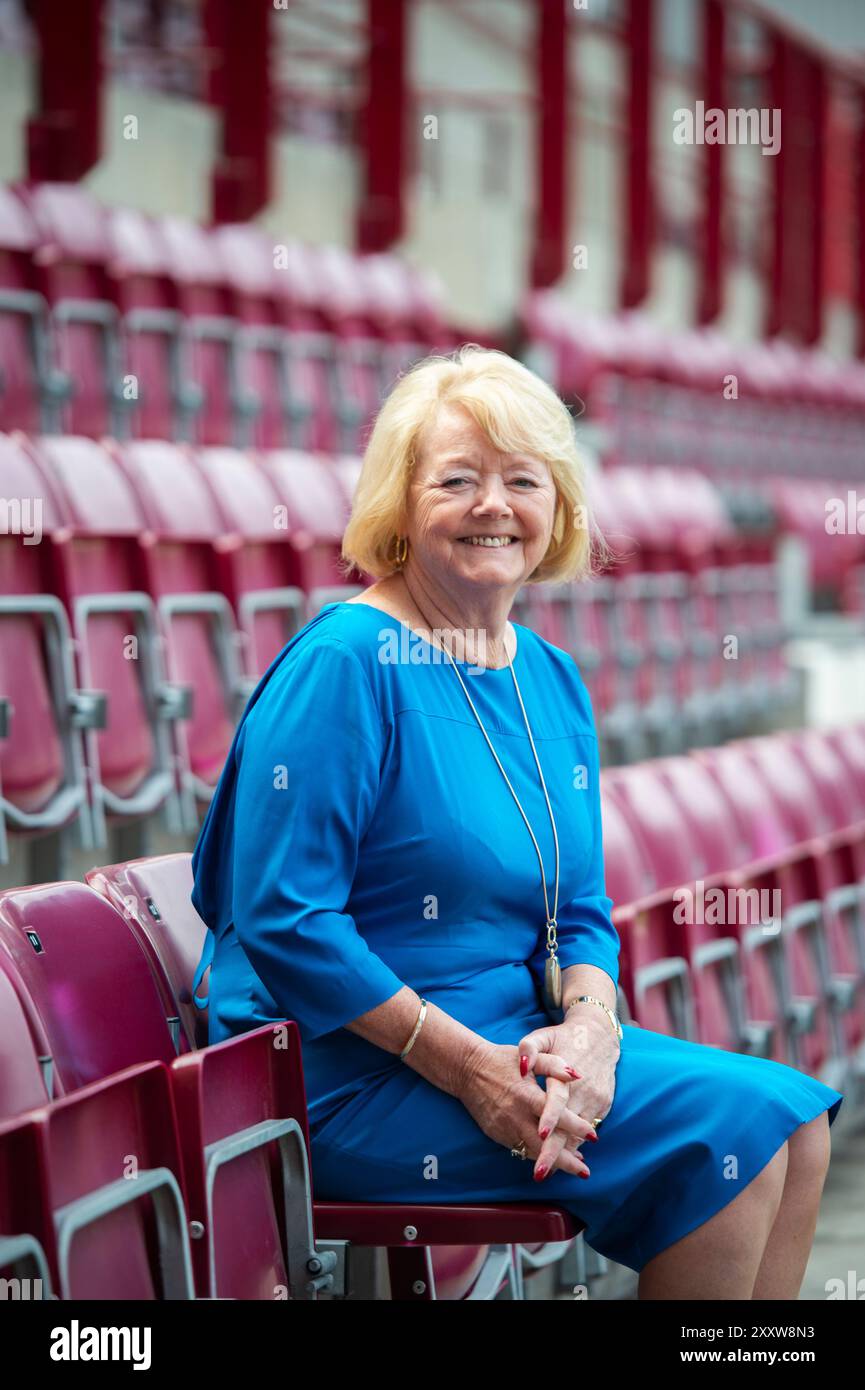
top-left (510, 1141), bottom-right (529, 1160)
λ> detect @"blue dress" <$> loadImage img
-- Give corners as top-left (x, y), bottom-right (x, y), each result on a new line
top-left (190, 600), bottom-right (844, 1275)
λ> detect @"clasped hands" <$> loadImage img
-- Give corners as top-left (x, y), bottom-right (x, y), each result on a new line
top-left (458, 1011), bottom-right (620, 1183)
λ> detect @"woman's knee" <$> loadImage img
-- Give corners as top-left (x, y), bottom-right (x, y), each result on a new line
top-left (786, 1112), bottom-right (832, 1184)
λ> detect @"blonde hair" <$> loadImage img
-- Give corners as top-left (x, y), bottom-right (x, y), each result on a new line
top-left (340, 344), bottom-right (602, 584)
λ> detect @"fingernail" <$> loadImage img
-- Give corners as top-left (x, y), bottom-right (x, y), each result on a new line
top-left (520, 1057), bottom-right (529, 1077)
top-left (539, 1127), bottom-right (550, 1141)
top-left (534, 1165), bottom-right (548, 1182)
top-left (579, 1169), bottom-right (591, 1179)
top-left (585, 1132), bottom-right (599, 1143)
top-left (566, 1068), bottom-right (581, 1079)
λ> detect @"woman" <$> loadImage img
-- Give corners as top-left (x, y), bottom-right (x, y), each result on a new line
top-left (191, 346), bottom-right (843, 1298)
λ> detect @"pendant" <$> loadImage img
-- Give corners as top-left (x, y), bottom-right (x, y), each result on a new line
top-left (543, 953), bottom-right (562, 1013)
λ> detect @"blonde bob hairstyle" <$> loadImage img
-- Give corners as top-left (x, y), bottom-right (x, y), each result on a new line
top-left (340, 344), bottom-right (602, 585)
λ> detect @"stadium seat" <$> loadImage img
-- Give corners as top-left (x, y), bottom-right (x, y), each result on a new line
top-left (0, 1061), bottom-right (194, 1299)
top-left (0, 880), bottom-right (183, 1096)
top-left (86, 852), bottom-right (207, 1050)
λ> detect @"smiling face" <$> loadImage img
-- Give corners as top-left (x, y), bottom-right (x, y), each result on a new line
top-left (403, 403), bottom-right (558, 599)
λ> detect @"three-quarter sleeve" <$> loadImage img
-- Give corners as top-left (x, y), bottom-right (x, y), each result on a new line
top-left (529, 718), bottom-right (620, 997)
top-left (231, 636), bottom-right (405, 1041)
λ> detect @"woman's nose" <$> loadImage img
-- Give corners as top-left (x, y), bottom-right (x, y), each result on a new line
top-left (473, 477), bottom-right (512, 513)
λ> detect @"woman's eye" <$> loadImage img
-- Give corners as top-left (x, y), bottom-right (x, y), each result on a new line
top-left (442, 477), bottom-right (471, 488)
top-left (512, 477), bottom-right (539, 487)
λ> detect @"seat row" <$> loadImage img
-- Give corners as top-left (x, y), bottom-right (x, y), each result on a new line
top-left (1, 721), bottom-right (863, 1298)
top-left (0, 867), bottom-right (578, 1302)
top-left (523, 292), bottom-right (865, 484)
top-left (514, 564), bottom-right (799, 764)
top-left (0, 433), bottom-right (791, 866)
top-left (603, 724), bottom-right (865, 1096)
top-left (0, 182), bottom-right (455, 453)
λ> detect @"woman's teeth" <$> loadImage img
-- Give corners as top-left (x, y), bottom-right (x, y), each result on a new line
top-left (459, 536), bottom-right (516, 547)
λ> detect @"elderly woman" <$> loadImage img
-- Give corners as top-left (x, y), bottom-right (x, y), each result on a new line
top-left (191, 346), bottom-right (843, 1298)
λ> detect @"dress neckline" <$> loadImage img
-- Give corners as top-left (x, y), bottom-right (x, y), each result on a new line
top-left (323, 601), bottom-right (520, 672)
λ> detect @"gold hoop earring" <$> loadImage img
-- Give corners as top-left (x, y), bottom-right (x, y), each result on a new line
top-left (395, 535), bottom-right (408, 566)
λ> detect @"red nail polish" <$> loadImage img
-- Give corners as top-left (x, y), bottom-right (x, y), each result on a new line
top-left (539, 1127), bottom-right (550, 1141)
top-left (534, 1165), bottom-right (547, 1181)
top-left (520, 1056), bottom-right (529, 1077)
top-left (579, 1170), bottom-right (591, 1179)
top-left (585, 1132), bottom-right (599, 1143)
top-left (566, 1068), bottom-right (581, 1079)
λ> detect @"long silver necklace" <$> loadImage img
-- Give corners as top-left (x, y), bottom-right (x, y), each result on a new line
top-left (438, 624), bottom-right (563, 1013)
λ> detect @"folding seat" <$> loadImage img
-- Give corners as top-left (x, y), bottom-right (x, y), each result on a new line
top-left (190, 445), bottom-right (306, 674)
top-left (211, 224), bottom-right (291, 448)
top-left (258, 449), bottom-right (365, 610)
top-left (84, 856), bottom-right (580, 1301)
top-left (0, 185), bottom-right (48, 433)
top-left (19, 183), bottom-right (124, 437)
top-left (0, 880), bottom-right (184, 1094)
top-left (696, 741), bottom-right (845, 1082)
top-left (360, 252), bottom-right (441, 396)
top-left (25, 434), bottom-right (187, 843)
top-left (604, 763), bottom-right (752, 1053)
top-left (169, 1021), bottom-right (323, 1299)
top-left (0, 434), bottom-right (106, 869)
top-left (158, 214), bottom-right (236, 445)
top-left (0, 954), bottom-right (52, 1115)
top-left (0, 1061), bottom-right (194, 1299)
top-left (0, 1112), bottom-right (54, 1297)
top-left (107, 204), bottom-right (184, 440)
top-left (608, 572), bottom-right (685, 757)
top-left (110, 438), bottom-right (247, 807)
top-left (86, 852), bottom-right (208, 1050)
top-left (598, 778), bottom-right (694, 1038)
top-left (272, 241), bottom-right (342, 453)
top-left (316, 244), bottom-right (387, 454)
top-left (689, 568), bottom-right (751, 739)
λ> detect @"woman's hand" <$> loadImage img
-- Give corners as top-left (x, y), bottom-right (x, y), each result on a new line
top-left (518, 1012), bottom-right (620, 1181)
top-left (455, 1040), bottom-right (597, 1179)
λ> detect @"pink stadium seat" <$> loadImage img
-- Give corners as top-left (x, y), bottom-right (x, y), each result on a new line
top-left (212, 223), bottom-right (289, 449)
top-left (170, 1021), bottom-right (317, 1299)
top-left (27, 434), bottom-right (184, 842)
top-left (272, 241), bottom-right (340, 453)
top-left (0, 185), bottom-right (45, 433)
top-left (0, 1112), bottom-right (54, 1295)
top-left (258, 449), bottom-right (365, 607)
top-left (0, 955), bottom-right (52, 1115)
top-left (0, 434), bottom-right (96, 860)
top-left (19, 183), bottom-right (121, 437)
top-left (0, 1061), bottom-right (194, 1299)
top-left (158, 214), bottom-right (235, 445)
top-left (0, 880), bottom-right (183, 1096)
top-left (86, 852), bottom-right (208, 1050)
top-left (191, 445), bottom-right (306, 673)
top-left (108, 438), bottom-right (244, 806)
top-left (107, 204), bottom-right (182, 440)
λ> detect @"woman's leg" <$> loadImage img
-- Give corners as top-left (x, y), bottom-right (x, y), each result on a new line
top-left (749, 1113), bottom-right (832, 1300)
top-left (637, 1142), bottom-right (789, 1300)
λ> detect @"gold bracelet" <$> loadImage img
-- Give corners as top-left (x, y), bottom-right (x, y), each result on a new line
top-left (399, 999), bottom-right (428, 1060)
top-left (565, 994), bottom-right (623, 1041)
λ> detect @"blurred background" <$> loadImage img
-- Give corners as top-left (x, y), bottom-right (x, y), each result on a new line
top-left (0, 0), bottom-right (863, 1302)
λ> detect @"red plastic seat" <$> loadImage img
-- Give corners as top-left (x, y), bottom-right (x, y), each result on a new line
top-left (86, 852), bottom-right (207, 1050)
top-left (0, 955), bottom-right (51, 1116)
top-left (26, 434), bottom-right (182, 842)
top-left (212, 223), bottom-right (290, 449)
top-left (159, 214), bottom-right (235, 445)
top-left (258, 449), bottom-right (364, 607)
top-left (0, 434), bottom-right (95, 859)
top-left (108, 204), bottom-right (182, 440)
top-left (0, 880), bottom-right (182, 1096)
top-left (192, 445), bottom-right (306, 673)
top-left (0, 186), bottom-right (45, 433)
top-left (113, 438), bottom-right (245, 804)
top-left (19, 183), bottom-right (120, 437)
top-left (0, 1061), bottom-right (194, 1299)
